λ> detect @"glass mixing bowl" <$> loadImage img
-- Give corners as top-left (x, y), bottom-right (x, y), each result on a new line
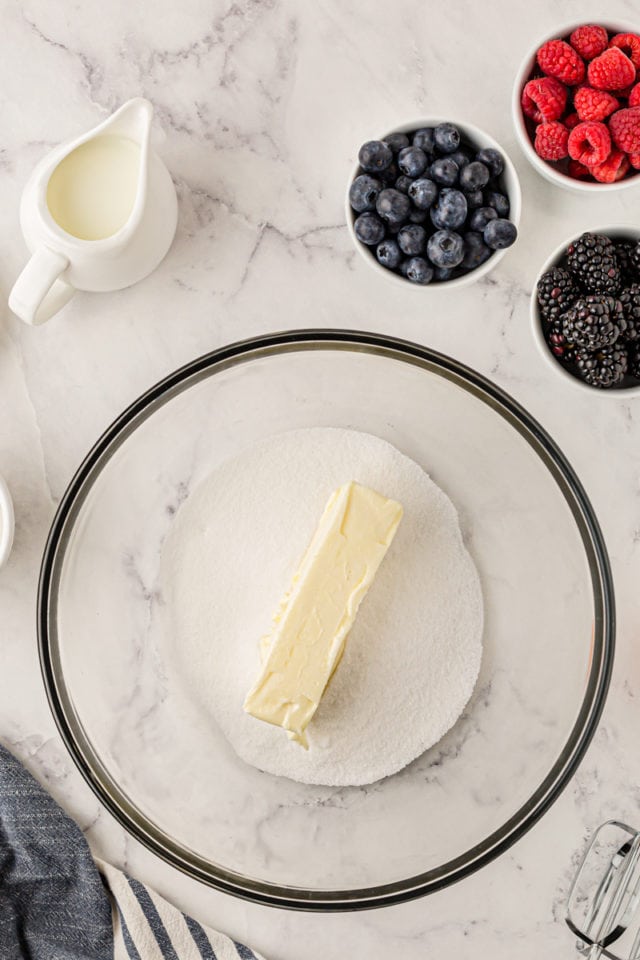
top-left (39, 331), bottom-right (614, 910)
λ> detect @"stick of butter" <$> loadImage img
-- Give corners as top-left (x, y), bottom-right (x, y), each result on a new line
top-left (243, 481), bottom-right (403, 747)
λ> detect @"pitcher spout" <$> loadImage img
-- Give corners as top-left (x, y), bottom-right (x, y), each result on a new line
top-left (100, 98), bottom-right (153, 150)
top-left (39, 98), bottom-right (155, 246)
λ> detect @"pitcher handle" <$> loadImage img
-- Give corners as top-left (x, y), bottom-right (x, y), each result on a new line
top-left (9, 247), bottom-right (74, 325)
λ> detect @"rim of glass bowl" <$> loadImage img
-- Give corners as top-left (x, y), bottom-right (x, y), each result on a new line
top-left (38, 329), bottom-right (615, 911)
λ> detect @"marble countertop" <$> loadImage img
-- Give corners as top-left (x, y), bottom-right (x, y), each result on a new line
top-left (2, 0), bottom-right (640, 956)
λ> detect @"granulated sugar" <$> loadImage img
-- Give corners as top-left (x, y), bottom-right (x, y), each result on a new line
top-left (162, 427), bottom-right (483, 787)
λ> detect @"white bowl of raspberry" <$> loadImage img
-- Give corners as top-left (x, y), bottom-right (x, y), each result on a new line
top-left (513, 21), bottom-right (640, 192)
top-left (346, 117), bottom-right (521, 288)
top-left (532, 226), bottom-right (640, 394)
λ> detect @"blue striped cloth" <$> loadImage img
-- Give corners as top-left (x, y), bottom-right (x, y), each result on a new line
top-left (0, 743), bottom-right (264, 960)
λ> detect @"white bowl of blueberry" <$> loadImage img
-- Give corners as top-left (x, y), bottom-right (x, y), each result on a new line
top-left (346, 119), bottom-right (521, 287)
top-left (533, 227), bottom-right (640, 393)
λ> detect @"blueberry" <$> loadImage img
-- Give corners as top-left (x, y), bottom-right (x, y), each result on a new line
top-left (484, 190), bottom-right (510, 217)
top-left (466, 189), bottom-right (484, 210)
top-left (358, 140), bottom-right (393, 173)
top-left (398, 224), bottom-right (427, 256)
top-left (379, 162), bottom-right (399, 185)
top-left (468, 206), bottom-right (498, 233)
top-left (459, 161), bottom-right (490, 192)
top-left (401, 257), bottom-right (433, 284)
top-left (395, 175), bottom-right (414, 194)
top-left (349, 174), bottom-right (382, 213)
top-left (461, 231), bottom-right (492, 270)
top-left (408, 177), bottom-right (438, 210)
top-left (409, 208), bottom-right (429, 224)
top-left (483, 218), bottom-right (517, 250)
top-left (433, 266), bottom-right (454, 282)
top-left (449, 149), bottom-right (471, 170)
top-left (412, 127), bottom-right (435, 153)
top-left (476, 147), bottom-right (504, 178)
top-left (384, 132), bottom-right (410, 153)
top-left (398, 146), bottom-right (428, 178)
top-left (430, 158), bottom-right (459, 186)
top-left (426, 229), bottom-right (465, 268)
top-left (354, 212), bottom-right (385, 246)
top-left (376, 238), bottom-right (402, 270)
top-left (434, 123), bottom-right (460, 154)
top-left (430, 188), bottom-right (467, 230)
top-left (376, 188), bottom-right (411, 225)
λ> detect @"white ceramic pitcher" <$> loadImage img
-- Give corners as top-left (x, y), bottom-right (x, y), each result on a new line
top-left (9, 98), bottom-right (178, 325)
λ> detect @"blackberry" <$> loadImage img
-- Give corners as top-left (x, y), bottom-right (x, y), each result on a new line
top-left (546, 318), bottom-right (575, 363)
top-left (619, 284), bottom-right (640, 341)
top-left (629, 343), bottom-right (640, 380)
top-left (537, 267), bottom-right (578, 324)
top-left (615, 240), bottom-right (638, 284)
top-left (631, 240), bottom-right (640, 275)
top-left (575, 343), bottom-right (628, 388)
top-left (561, 295), bottom-right (625, 350)
top-left (566, 233), bottom-right (621, 295)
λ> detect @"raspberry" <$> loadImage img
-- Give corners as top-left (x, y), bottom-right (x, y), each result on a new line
top-left (629, 152), bottom-right (640, 169)
top-left (537, 39), bottom-right (586, 85)
top-left (588, 48), bottom-right (636, 91)
top-left (534, 121), bottom-right (569, 160)
top-left (568, 159), bottom-right (591, 179)
top-left (521, 77), bottom-right (567, 122)
top-left (629, 83), bottom-right (640, 107)
top-left (591, 149), bottom-right (630, 183)
top-left (568, 121), bottom-right (611, 165)
top-left (565, 112), bottom-right (580, 129)
top-left (574, 86), bottom-right (619, 121)
top-left (570, 25), bottom-right (609, 61)
top-left (609, 106), bottom-right (640, 152)
top-left (609, 33), bottom-right (640, 69)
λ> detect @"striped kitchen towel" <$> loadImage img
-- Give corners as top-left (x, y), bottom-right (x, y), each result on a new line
top-left (99, 859), bottom-right (262, 960)
top-left (0, 742), bottom-right (264, 960)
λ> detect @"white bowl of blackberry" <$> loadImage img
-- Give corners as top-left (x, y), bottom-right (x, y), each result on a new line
top-left (532, 226), bottom-right (640, 394)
